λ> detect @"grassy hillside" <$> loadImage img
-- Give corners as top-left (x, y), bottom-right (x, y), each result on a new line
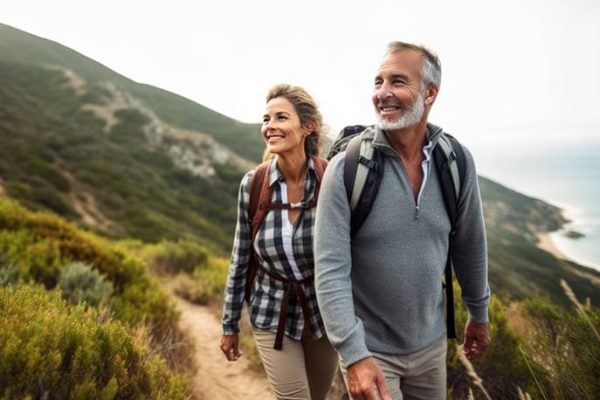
top-left (0, 22), bottom-right (264, 163)
top-left (0, 59), bottom-right (243, 250)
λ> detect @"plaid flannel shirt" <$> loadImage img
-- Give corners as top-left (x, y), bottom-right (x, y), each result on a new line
top-left (222, 157), bottom-right (327, 341)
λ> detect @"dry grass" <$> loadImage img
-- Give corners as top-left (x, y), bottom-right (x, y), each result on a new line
top-left (560, 279), bottom-right (600, 342)
top-left (517, 386), bottom-right (532, 400)
top-left (518, 345), bottom-right (548, 400)
top-left (456, 344), bottom-right (493, 400)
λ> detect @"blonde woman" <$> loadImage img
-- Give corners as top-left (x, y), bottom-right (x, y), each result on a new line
top-left (220, 84), bottom-right (338, 400)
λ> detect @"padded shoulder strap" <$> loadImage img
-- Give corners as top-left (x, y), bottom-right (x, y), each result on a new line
top-left (312, 156), bottom-right (328, 182)
top-left (245, 161), bottom-right (270, 303)
top-left (432, 133), bottom-right (466, 231)
top-left (343, 134), bottom-right (382, 236)
top-left (311, 156), bottom-right (329, 205)
top-left (436, 134), bottom-right (462, 199)
top-left (248, 161), bottom-right (271, 241)
top-left (343, 135), bottom-right (363, 201)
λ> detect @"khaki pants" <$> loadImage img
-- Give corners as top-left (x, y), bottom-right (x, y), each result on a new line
top-left (341, 338), bottom-right (448, 400)
top-left (252, 327), bottom-right (339, 400)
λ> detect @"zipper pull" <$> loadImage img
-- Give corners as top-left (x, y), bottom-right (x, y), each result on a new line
top-left (415, 206), bottom-right (420, 220)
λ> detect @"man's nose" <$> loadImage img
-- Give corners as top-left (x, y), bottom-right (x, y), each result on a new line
top-left (375, 84), bottom-right (393, 100)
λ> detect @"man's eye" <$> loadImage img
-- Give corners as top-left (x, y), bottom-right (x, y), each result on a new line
top-left (278, 115), bottom-right (288, 120)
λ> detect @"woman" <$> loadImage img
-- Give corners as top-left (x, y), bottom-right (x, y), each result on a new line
top-left (220, 84), bottom-right (338, 400)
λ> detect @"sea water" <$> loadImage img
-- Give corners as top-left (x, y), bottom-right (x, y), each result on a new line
top-left (475, 140), bottom-right (600, 271)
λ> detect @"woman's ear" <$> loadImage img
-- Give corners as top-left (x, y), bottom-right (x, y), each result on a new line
top-left (303, 121), bottom-right (316, 135)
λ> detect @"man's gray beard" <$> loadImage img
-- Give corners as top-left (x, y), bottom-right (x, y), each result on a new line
top-left (376, 91), bottom-right (425, 131)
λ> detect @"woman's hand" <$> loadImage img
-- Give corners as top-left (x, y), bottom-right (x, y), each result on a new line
top-left (220, 334), bottom-right (242, 361)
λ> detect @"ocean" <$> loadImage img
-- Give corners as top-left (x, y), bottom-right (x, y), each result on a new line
top-left (474, 140), bottom-right (600, 272)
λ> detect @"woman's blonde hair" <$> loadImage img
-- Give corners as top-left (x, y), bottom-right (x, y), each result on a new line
top-left (264, 83), bottom-right (324, 158)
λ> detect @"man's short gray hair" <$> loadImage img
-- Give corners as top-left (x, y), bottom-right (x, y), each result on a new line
top-left (385, 41), bottom-right (442, 89)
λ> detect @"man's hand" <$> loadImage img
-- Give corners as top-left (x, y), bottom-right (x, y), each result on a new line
top-left (462, 321), bottom-right (490, 360)
top-left (220, 334), bottom-right (242, 361)
top-left (347, 357), bottom-right (391, 400)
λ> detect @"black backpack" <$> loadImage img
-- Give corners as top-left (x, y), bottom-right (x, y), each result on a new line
top-left (327, 125), bottom-right (466, 339)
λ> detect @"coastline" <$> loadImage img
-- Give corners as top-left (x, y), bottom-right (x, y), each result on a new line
top-left (537, 232), bottom-right (569, 260)
top-left (538, 232), bottom-right (600, 287)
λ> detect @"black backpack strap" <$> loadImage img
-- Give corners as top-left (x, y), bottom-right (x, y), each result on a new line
top-left (343, 134), bottom-right (383, 237)
top-left (434, 133), bottom-right (466, 225)
top-left (432, 133), bottom-right (466, 339)
top-left (343, 135), bottom-right (362, 201)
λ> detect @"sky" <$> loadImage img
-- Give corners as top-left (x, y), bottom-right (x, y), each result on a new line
top-left (3, 0), bottom-right (600, 171)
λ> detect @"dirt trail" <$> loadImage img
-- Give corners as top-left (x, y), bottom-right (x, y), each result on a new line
top-left (171, 295), bottom-right (274, 400)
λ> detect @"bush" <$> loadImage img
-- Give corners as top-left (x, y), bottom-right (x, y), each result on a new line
top-left (0, 198), bottom-right (179, 341)
top-left (58, 261), bottom-right (113, 306)
top-left (447, 283), bottom-right (549, 399)
top-left (0, 285), bottom-right (188, 399)
top-left (0, 252), bottom-right (20, 287)
top-left (142, 240), bottom-right (210, 275)
top-left (173, 256), bottom-right (228, 305)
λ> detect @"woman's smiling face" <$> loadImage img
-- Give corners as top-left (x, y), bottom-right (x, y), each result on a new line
top-left (261, 96), bottom-right (308, 157)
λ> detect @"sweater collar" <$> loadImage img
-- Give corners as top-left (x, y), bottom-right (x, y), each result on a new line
top-left (371, 122), bottom-right (444, 157)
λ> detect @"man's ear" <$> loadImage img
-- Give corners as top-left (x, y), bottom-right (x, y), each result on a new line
top-left (425, 85), bottom-right (439, 106)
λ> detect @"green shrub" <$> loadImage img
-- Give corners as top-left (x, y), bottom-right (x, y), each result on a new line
top-left (0, 251), bottom-right (19, 287)
top-left (142, 240), bottom-right (209, 275)
top-left (447, 284), bottom-right (549, 399)
top-left (0, 198), bottom-right (179, 341)
top-left (58, 261), bottom-right (113, 306)
top-left (173, 256), bottom-right (228, 305)
top-left (0, 285), bottom-right (188, 399)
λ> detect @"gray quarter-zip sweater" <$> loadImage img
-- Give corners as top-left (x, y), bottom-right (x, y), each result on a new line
top-left (314, 124), bottom-right (489, 367)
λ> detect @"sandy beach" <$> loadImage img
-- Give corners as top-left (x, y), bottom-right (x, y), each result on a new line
top-left (538, 233), bottom-right (568, 260)
top-left (539, 232), bottom-right (600, 287)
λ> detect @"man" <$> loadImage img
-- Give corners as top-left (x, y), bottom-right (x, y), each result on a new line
top-left (314, 41), bottom-right (491, 400)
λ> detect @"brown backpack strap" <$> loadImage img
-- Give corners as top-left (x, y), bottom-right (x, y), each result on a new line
top-left (311, 156), bottom-right (328, 204)
top-left (254, 262), bottom-right (314, 350)
top-left (249, 162), bottom-right (272, 236)
top-left (312, 156), bottom-right (328, 182)
top-left (245, 161), bottom-right (271, 302)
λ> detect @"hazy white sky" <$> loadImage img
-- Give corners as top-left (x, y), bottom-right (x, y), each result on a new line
top-left (3, 0), bottom-right (600, 165)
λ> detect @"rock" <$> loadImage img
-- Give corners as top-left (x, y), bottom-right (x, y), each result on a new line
top-left (564, 230), bottom-right (585, 239)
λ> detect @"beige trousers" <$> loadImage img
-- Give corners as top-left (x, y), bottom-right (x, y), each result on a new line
top-left (252, 327), bottom-right (339, 400)
top-left (341, 337), bottom-right (448, 400)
